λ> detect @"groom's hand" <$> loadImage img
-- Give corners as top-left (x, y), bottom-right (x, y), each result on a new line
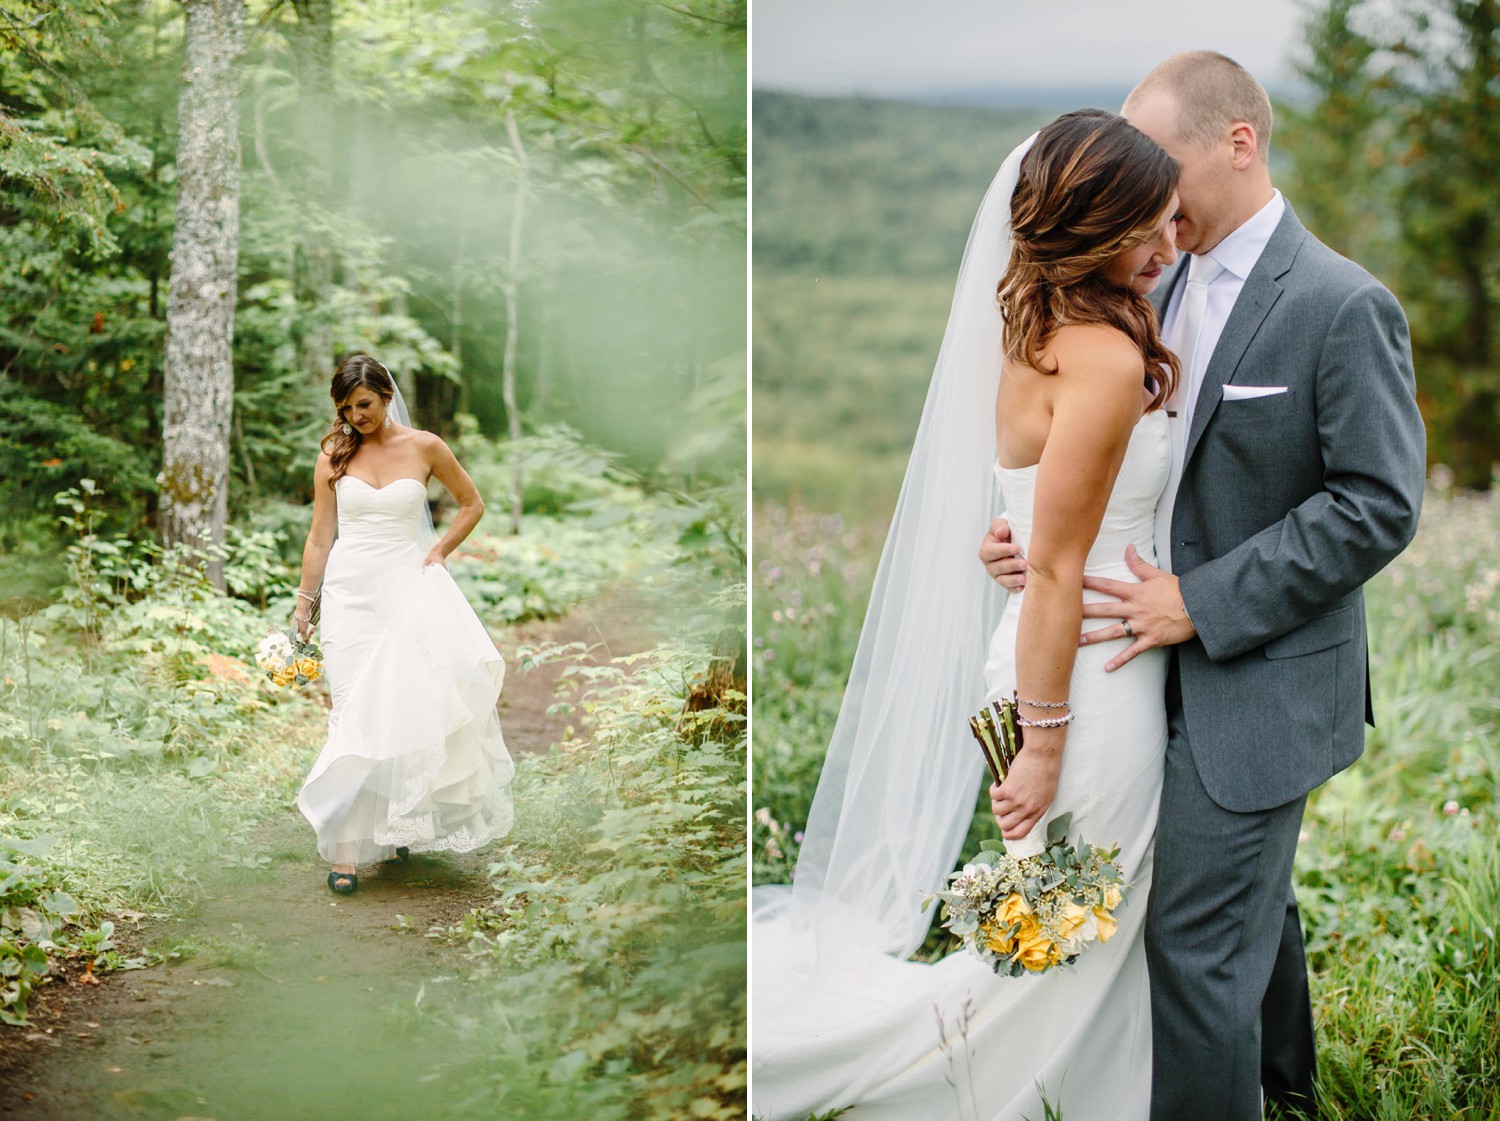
top-left (1079, 544), bottom-right (1196, 671)
top-left (980, 517), bottom-right (1028, 591)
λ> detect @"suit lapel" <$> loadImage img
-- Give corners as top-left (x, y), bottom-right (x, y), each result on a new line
top-left (1181, 207), bottom-right (1307, 471)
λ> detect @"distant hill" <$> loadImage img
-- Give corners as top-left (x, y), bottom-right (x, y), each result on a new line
top-left (752, 91), bottom-right (1053, 280)
top-left (753, 92), bottom-right (1055, 516)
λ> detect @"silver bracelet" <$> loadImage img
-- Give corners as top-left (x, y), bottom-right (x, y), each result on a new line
top-left (1016, 695), bottom-right (1070, 710)
top-left (296, 589), bottom-right (318, 603)
top-left (1016, 711), bottom-right (1075, 729)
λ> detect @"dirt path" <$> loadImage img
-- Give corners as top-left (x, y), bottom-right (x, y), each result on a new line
top-left (0, 588), bottom-right (657, 1121)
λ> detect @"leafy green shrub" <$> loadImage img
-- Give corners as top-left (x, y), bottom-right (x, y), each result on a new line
top-left (450, 515), bottom-right (647, 624)
top-left (443, 630), bottom-right (746, 1119)
top-left (0, 836), bottom-right (79, 1025)
top-left (458, 421), bottom-right (635, 515)
top-left (0, 380), bottom-right (156, 549)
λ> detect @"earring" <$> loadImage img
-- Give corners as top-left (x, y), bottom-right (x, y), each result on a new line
top-left (341, 423), bottom-right (353, 435)
top-left (384, 414), bottom-right (392, 429)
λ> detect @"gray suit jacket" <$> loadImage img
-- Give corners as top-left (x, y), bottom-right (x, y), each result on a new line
top-left (1154, 204), bottom-right (1426, 813)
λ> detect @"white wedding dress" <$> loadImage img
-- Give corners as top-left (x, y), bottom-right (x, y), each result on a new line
top-left (752, 410), bottom-right (1171, 1121)
top-left (296, 475), bottom-right (515, 865)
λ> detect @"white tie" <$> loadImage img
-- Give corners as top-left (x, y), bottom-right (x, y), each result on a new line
top-left (1155, 254), bottom-right (1226, 573)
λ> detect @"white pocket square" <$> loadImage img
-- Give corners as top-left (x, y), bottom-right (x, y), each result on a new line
top-left (1222, 385), bottom-right (1289, 401)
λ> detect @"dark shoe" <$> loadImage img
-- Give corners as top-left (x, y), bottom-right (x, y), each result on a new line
top-left (396, 846), bottom-right (410, 862)
top-left (327, 870), bottom-right (358, 895)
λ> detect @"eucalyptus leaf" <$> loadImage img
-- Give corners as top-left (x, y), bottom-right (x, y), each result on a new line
top-left (1046, 813), bottom-right (1073, 846)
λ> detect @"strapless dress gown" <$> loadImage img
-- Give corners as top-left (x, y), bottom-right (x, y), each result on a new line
top-left (296, 475), bottom-right (515, 865)
top-left (752, 411), bottom-right (1172, 1121)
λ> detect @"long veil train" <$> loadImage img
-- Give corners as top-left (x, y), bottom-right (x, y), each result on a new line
top-left (752, 136), bottom-right (1034, 968)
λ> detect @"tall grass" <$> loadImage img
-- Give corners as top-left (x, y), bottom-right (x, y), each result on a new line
top-left (751, 486), bottom-right (1500, 1116)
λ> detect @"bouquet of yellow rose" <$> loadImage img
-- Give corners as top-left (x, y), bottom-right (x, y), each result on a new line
top-left (255, 629), bottom-right (323, 688)
top-left (923, 813), bottom-right (1125, 976)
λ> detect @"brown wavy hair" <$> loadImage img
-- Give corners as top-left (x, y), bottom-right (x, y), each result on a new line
top-left (998, 109), bottom-right (1181, 410)
top-left (320, 353), bottom-right (395, 489)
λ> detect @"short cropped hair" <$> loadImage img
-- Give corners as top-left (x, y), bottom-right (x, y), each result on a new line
top-left (1125, 51), bottom-right (1273, 163)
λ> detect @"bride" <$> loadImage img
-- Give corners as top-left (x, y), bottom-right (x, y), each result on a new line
top-left (752, 111), bottom-right (1181, 1119)
top-left (292, 354), bottom-right (515, 895)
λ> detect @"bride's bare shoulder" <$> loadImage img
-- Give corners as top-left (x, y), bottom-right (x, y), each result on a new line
top-left (1048, 323), bottom-right (1144, 387)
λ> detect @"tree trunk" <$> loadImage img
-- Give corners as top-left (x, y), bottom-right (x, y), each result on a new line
top-left (161, 0), bottom-right (244, 590)
top-left (502, 112), bottom-right (529, 536)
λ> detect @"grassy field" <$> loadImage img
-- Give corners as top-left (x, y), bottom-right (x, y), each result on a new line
top-left (752, 487), bottom-right (1499, 1118)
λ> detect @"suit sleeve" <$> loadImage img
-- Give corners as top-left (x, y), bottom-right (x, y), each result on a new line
top-left (1177, 282), bottom-right (1426, 663)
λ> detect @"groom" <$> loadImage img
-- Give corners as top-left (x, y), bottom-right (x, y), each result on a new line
top-left (981, 52), bottom-right (1425, 1120)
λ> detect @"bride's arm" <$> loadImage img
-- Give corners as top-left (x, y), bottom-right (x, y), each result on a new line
top-left (422, 434), bottom-right (485, 566)
top-left (991, 330), bottom-right (1146, 841)
top-left (294, 454), bottom-right (338, 641)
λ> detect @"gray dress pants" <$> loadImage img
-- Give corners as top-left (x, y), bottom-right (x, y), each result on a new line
top-left (1147, 663), bottom-right (1318, 1120)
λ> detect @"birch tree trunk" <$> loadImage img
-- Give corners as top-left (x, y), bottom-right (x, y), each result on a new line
top-left (502, 112), bottom-right (529, 537)
top-left (161, 0), bottom-right (244, 590)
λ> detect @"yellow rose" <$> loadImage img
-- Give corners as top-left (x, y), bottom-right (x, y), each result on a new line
top-left (996, 892), bottom-right (1032, 928)
top-left (1014, 917), bottom-right (1061, 971)
top-left (1057, 901), bottom-right (1090, 942)
top-left (295, 657), bottom-right (321, 682)
top-left (1103, 883), bottom-right (1123, 911)
top-left (981, 920), bottom-right (1016, 956)
top-left (271, 667), bottom-right (296, 687)
top-left (1093, 906), bottom-right (1118, 944)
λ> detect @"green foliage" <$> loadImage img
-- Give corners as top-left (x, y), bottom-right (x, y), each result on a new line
top-left (443, 628), bottom-right (746, 1119)
top-left (0, 0), bottom-right (143, 253)
top-left (751, 489), bottom-right (1500, 1114)
top-left (1279, 0), bottom-right (1499, 486)
top-left (750, 505), bottom-right (873, 881)
top-left (0, 836), bottom-right (77, 1024)
top-left (1, 0), bottom-right (747, 538)
top-left (0, 378), bottom-right (156, 549)
top-left (434, 456), bottom-right (746, 1118)
top-left (0, 494), bottom-right (323, 1019)
top-left (1276, 0), bottom-right (1396, 276)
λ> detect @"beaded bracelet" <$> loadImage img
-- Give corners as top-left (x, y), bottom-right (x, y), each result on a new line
top-left (1016, 711), bottom-right (1075, 729)
top-left (1017, 696), bottom-right (1070, 710)
top-left (295, 589), bottom-right (318, 603)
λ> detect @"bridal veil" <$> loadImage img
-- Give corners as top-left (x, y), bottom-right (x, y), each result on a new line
top-left (753, 134), bottom-right (1038, 976)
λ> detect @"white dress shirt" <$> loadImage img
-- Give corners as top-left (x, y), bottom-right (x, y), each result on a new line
top-left (1154, 189), bottom-right (1287, 572)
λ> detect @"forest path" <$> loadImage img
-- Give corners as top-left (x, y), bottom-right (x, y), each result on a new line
top-left (0, 589), bottom-right (658, 1121)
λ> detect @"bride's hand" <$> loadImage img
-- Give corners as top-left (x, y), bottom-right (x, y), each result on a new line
top-left (423, 547), bottom-right (448, 570)
top-left (293, 612), bottom-right (313, 644)
top-left (979, 517), bottom-right (1028, 591)
top-left (990, 729), bottom-right (1064, 840)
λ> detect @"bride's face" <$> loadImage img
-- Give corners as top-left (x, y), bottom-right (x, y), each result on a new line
top-left (1101, 194), bottom-right (1180, 295)
top-left (339, 387), bottom-right (390, 435)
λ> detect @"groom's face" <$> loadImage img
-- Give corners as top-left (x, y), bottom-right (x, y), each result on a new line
top-left (1125, 92), bottom-right (1230, 255)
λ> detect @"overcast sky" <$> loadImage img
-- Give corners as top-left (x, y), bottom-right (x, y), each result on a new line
top-left (752, 0), bottom-right (1310, 99)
